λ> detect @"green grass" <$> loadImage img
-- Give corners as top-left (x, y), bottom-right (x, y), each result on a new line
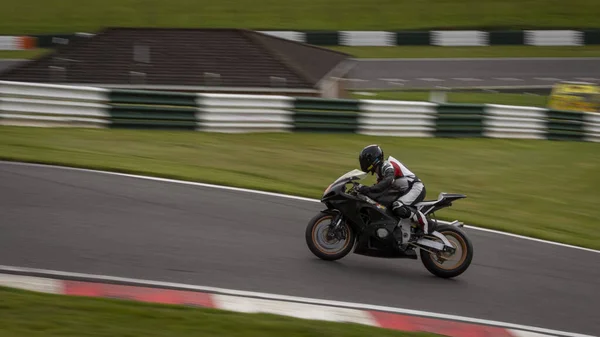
top-left (0, 1), bottom-right (598, 62)
top-left (351, 91), bottom-right (549, 107)
top-left (0, 0), bottom-right (598, 34)
top-left (0, 286), bottom-right (436, 337)
top-left (0, 126), bottom-right (598, 250)
top-left (0, 49), bottom-right (51, 59)
top-left (330, 46), bottom-right (600, 59)
top-left (3, 46), bottom-right (600, 60)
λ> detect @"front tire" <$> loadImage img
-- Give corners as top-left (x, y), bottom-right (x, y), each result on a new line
top-left (305, 211), bottom-right (355, 261)
top-left (420, 224), bottom-right (473, 278)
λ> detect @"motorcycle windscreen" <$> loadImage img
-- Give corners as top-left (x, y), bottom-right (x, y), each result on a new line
top-left (331, 169), bottom-right (367, 185)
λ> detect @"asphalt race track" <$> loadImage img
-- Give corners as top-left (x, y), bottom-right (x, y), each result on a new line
top-left (346, 58), bottom-right (600, 90)
top-left (0, 60), bottom-right (24, 73)
top-left (1, 162), bottom-right (599, 335)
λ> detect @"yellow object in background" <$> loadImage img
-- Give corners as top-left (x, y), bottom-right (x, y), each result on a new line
top-left (547, 81), bottom-right (600, 113)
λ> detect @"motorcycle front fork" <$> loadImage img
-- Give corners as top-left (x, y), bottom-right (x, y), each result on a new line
top-left (328, 213), bottom-right (346, 241)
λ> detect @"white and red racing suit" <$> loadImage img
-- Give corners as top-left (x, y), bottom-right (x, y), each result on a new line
top-left (363, 156), bottom-right (430, 233)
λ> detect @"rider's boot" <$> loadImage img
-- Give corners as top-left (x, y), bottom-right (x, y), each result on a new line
top-left (410, 209), bottom-right (433, 238)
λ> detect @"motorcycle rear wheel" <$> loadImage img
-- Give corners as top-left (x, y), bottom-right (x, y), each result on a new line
top-left (305, 211), bottom-right (355, 261)
top-left (419, 224), bottom-right (473, 278)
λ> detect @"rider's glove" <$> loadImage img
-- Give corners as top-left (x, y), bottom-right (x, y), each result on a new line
top-left (357, 185), bottom-right (370, 194)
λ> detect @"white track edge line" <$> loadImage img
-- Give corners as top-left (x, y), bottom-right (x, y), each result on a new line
top-left (0, 265), bottom-right (593, 337)
top-left (354, 57), bottom-right (600, 61)
top-left (1, 160), bottom-right (598, 254)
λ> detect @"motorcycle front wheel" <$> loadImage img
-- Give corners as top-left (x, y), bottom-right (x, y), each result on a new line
top-left (419, 224), bottom-right (474, 278)
top-left (305, 211), bottom-right (356, 261)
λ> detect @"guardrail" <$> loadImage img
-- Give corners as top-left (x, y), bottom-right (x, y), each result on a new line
top-left (8, 30), bottom-right (600, 49)
top-left (585, 113), bottom-right (600, 142)
top-left (294, 97), bottom-right (361, 133)
top-left (261, 29), bottom-right (597, 46)
top-left (0, 81), bottom-right (598, 142)
top-left (0, 81), bottom-right (110, 127)
top-left (358, 100), bottom-right (437, 137)
top-left (197, 93), bottom-right (295, 133)
top-left (483, 104), bottom-right (547, 140)
top-left (0, 36), bottom-right (36, 50)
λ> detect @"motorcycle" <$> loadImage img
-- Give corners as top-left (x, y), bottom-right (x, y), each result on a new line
top-left (305, 169), bottom-right (474, 279)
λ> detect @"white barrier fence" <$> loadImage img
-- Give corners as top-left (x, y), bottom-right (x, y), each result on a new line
top-left (255, 30), bottom-right (594, 47)
top-left (1, 30), bottom-right (597, 50)
top-left (358, 100), bottom-right (437, 137)
top-left (0, 37), bottom-right (19, 51)
top-left (0, 81), bottom-right (110, 128)
top-left (524, 30), bottom-right (584, 46)
top-left (196, 93), bottom-right (295, 133)
top-left (0, 36), bottom-right (34, 51)
top-left (0, 81), bottom-right (108, 102)
top-left (584, 113), bottom-right (600, 142)
top-left (431, 31), bottom-right (488, 47)
top-left (0, 80), bottom-right (598, 142)
top-left (483, 104), bottom-right (548, 140)
top-left (339, 31), bottom-right (396, 46)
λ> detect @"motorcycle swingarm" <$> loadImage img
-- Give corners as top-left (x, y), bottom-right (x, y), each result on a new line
top-left (435, 220), bottom-right (465, 228)
top-left (415, 231), bottom-right (455, 252)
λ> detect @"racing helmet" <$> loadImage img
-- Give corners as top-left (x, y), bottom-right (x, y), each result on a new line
top-left (358, 144), bottom-right (384, 174)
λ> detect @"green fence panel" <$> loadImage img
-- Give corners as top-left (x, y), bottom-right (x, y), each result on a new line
top-left (31, 34), bottom-right (77, 48)
top-left (109, 105), bottom-right (197, 130)
top-left (109, 89), bottom-right (197, 107)
top-left (293, 111), bottom-right (358, 133)
top-left (546, 110), bottom-right (585, 141)
top-left (583, 30), bottom-right (600, 45)
top-left (489, 31), bottom-right (525, 45)
top-left (293, 97), bottom-right (360, 133)
top-left (435, 104), bottom-right (485, 138)
top-left (294, 97), bottom-right (360, 112)
top-left (305, 31), bottom-right (340, 45)
top-left (396, 31), bottom-right (430, 46)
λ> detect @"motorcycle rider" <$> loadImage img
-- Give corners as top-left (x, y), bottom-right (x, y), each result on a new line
top-left (357, 144), bottom-right (431, 238)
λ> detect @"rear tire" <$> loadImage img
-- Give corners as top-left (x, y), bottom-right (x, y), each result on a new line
top-left (305, 211), bottom-right (355, 261)
top-left (420, 225), bottom-right (473, 278)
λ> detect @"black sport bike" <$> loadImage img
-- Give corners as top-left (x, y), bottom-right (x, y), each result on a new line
top-left (305, 169), bottom-right (474, 278)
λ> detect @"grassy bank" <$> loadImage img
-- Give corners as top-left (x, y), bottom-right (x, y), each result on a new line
top-left (2, 46), bottom-right (600, 60)
top-left (0, 126), bottom-right (598, 249)
top-left (0, 286), bottom-right (435, 337)
top-left (351, 91), bottom-right (549, 107)
top-left (0, 0), bottom-right (598, 34)
top-left (0, 49), bottom-right (51, 60)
